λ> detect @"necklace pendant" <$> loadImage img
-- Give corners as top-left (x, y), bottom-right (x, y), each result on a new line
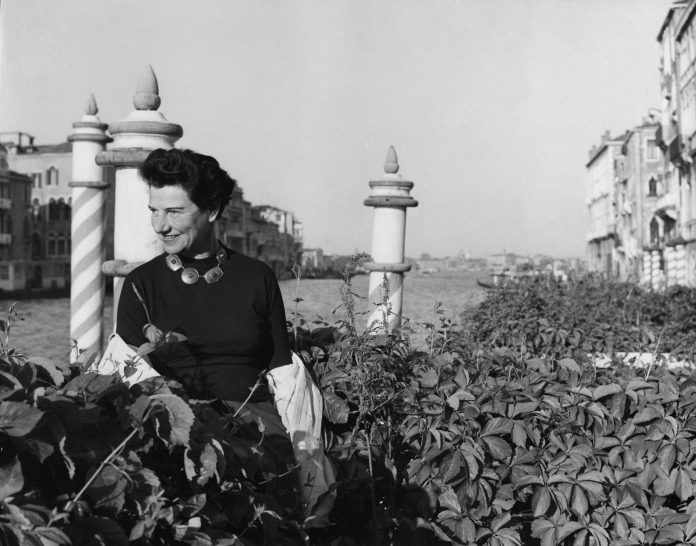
top-left (204, 266), bottom-right (223, 284)
top-left (168, 246), bottom-right (227, 285)
top-left (181, 268), bottom-right (200, 284)
top-left (166, 254), bottom-right (183, 272)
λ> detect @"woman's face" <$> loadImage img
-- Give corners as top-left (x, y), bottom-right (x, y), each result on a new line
top-left (148, 184), bottom-right (217, 257)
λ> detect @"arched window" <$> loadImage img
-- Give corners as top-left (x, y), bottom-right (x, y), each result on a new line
top-left (48, 198), bottom-right (58, 221)
top-left (47, 232), bottom-right (56, 256)
top-left (31, 233), bottom-right (42, 259)
top-left (58, 198), bottom-right (70, 220)
top-left (650, 218), bottom-right (660, 245)
top-left (46, 166), bottom-right (59, 186)
top-left (648, 178), bottom-right (657, 196)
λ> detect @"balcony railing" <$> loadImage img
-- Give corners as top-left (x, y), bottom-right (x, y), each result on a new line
top-left (0, 198), bottom-right (10, 210)
top-left (0, 234), bottom-right (11, 245)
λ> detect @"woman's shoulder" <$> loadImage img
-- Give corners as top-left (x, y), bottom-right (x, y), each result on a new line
top-left (124, 253), bottom-right (167, 282)
top-left (226, 250), bottom-right (277, 277)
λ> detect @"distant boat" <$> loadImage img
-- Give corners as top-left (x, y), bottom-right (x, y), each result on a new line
top-left (419, 267), bottom-right (439, 276)
top-left (476, 279), bottom-right (497, 289)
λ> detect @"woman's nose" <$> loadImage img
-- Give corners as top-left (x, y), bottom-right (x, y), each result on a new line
top-left (152, 214), bottom-right (169, 233)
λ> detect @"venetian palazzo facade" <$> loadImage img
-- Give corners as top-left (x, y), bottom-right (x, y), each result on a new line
top-left (0, 128), bottom-right (303, 292)
top-left (585, 0), bottom-right (696, 289)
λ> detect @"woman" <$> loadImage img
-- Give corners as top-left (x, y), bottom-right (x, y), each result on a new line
top-left (115, 148), bottom-right (302, 514)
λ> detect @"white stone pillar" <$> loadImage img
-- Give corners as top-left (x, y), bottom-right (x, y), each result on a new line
top-left (641, 251), bottom-right (651, 286)
top-left (651, 250), bottom-right (661, 290)
top-left (96, 66), bottom-right (182, 316)
top-left (67, 95), bottom-right (112, 357)
top-left (665, 246), bottom-right (675, 287)
top-left (676, 243), bottom-right (686, 285)
top-left (364, 146), bottom-right (418, 332)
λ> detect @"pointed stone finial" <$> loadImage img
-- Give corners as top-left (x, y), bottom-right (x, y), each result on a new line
top-left (384, 145), bottom-right (399, 174)
top-left (86, 94), bottom-right (98, 115)
top-left (133, 65), bottom-right (161, 111)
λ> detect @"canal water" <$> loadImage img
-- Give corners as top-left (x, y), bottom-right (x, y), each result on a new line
top-left (0, 270), bottom-right (485, 363)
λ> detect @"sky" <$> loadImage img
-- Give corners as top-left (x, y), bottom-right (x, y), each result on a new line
top-left (0, 0), bottom-right (676, 259)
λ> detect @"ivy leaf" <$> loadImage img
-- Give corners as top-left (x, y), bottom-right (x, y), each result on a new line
top-left (481, 417), bottom-right (513, 437)
top-left (633, 405), bottom-right (663, 426)
top-left (557, 521), bottom-right (584, 543)
top-left (322, 391), bottom-right (349, 424)
top-left (558, 358), bottom-right (581, 372)
top-left (0, 458), bottom-right (23, 501)
top-left (593, 383), bottom-right (622, 400)
top-left (438, 487), bottom-right (461, 513)
top-left (481, 435), bottom-right (512, 461)
top-left (0, 401), bottom-right (44, 437)
top-left (30, 357), bottom-right (65, 387)
top-left (571, 486), bottom-right (589, 517)
top-left (62, 373), bottom-right (121, 402)
top-left (197, 442), bottom-right (219, 486)
top-left (685, 511), bottom-right (696, 540)
top-left (86, 465), bottom-right (128, 511)
top-left (532, 487), bottom-right (551, 517)
top-left (512, 421), bottom-right (527, 447)
top-left (674, 467), bottom-right (692, 501)
top-left (149, 394), bottom-right (195, 446)
top-left (417, 368), bottom-right (439, 388)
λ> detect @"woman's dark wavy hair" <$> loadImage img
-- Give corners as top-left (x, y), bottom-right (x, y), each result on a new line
top-left (139, 148), bottom-right (236, 217)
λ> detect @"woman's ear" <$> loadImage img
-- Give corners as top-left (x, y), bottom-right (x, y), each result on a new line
top-left (208, 202), bottom-right (221, 223)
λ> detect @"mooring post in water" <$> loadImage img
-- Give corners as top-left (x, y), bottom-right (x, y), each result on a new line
top-left (96, 65), bottom-right (182, 321)
top-left (364, 146), bottom-right (418, 332)
top-left (67, 94), bottom-right (112, 358)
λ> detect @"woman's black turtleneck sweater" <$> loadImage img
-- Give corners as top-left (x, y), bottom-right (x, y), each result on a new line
top-left (116, 248), bottom-right (291, 401)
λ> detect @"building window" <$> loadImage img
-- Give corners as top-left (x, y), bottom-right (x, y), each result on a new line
top-left (646, 140), bottom-right (657, 160)
top-left (58, 198), bottom-right (70, 220)
top-left (48, 198), bottom-right (58, 221)
top-left (46, 166), bottom-right (58, 186)
top-left (0, 265), bottom-right (8, 280)
top-left (650, 218), bottom-right (660, 245)
top-left (47, 232), bottom-right (56, 256)
top-left (57, 237), bottom-right (65, 256)
top-left (31, 173), bottom-right (42, 189)
top-left (648, 178), bottom-right (658, 196)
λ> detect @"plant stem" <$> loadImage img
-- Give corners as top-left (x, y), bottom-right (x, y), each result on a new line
top-left (364, 429), bottom-right (381, 546)
top-left (233, 376), bottom-right (262, 419)
top-left (66, 425), bottom-right (140, 512)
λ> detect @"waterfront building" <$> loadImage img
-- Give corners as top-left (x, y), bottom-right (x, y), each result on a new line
top-left (585, 131), bottom-right (628, 277)
top-left (0, 132), bottom-right (303, 290)
top-left (0, 132), bottom-right (116, 290)
top-left (216, 198), bottom-right (303, 278)
top-left (614, 119), bottom-right (661, 283)
top-left (0, 145), bottom-right (32, 292)
top-left (649, 0), bottom-right (695, 288)
top-left (302, 248), bottom-right (325, 273)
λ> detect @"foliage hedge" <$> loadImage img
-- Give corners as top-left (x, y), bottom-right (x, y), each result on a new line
top-left (462, 277), bottom-right (696, 361)
top-left (2, 278), bottom-right (696, 545)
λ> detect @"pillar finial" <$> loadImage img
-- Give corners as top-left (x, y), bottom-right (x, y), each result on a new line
top-left (384, 145), bottom-right (399, 174)
top-left (86, 94), bottom-right (98, 116)
top-left (133, 65), bottom-right (161, 111)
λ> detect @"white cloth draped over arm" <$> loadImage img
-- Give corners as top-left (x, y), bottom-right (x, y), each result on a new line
top-left (91, 333), bottom-right (160, 386)
top-left (267, 352), bottom-right (336, 523)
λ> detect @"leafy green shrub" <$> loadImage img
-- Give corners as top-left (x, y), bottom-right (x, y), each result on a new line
top-left (461, 277), bottom-right (696, 361)
top-left (5, 276), bottom-right (696, 546)
top-left (0, 306), bottom-right (308, 545)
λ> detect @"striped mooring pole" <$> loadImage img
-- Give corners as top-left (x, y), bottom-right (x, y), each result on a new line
top-left (67, 95), bottom-right (112, 357)
top-left (364, 146), bottom-right (418, 333)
